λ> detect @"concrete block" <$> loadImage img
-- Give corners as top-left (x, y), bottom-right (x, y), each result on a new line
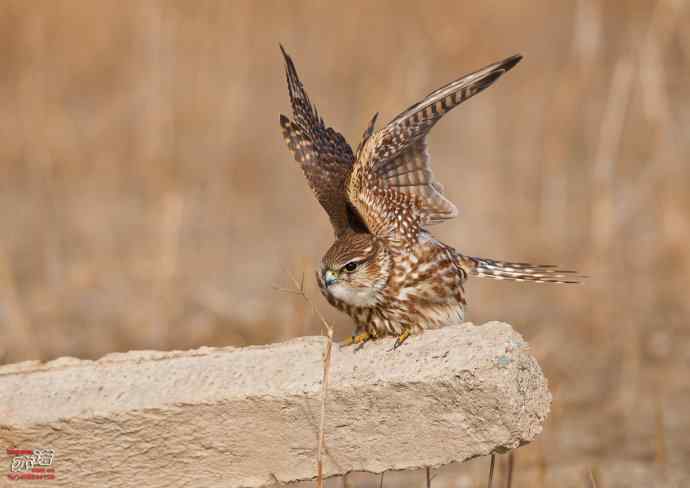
top-left (0, 321), bottom-right (550, 487)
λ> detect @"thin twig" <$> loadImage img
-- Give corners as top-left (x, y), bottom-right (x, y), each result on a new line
top-left (378, 472), bottom-right (384, 488)
top-left (426, 467), bottom-right (432, 488)
top-left (506, 452), bottom-right (514, 488)
top-left (316, 332), bottom-right (334, 488)
top-left (277, 271), bottom-right (335, 488)
top-left (487, 454), bottom-right (496, 488)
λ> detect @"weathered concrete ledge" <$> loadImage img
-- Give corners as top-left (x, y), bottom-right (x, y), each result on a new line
top-left (0, 321), bottom-right (550, 487)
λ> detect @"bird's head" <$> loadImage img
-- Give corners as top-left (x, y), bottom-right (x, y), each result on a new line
top-left (318, 233), bottom-right (390, 308)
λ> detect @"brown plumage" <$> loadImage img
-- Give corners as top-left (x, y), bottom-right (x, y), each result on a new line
top-left (279, 46), bottom-right (581, 346)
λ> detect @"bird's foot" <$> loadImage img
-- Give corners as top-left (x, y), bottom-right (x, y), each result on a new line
top-left (391, 329), bottom-right (411, 351)
top-left (339, 331), bottom-right (372, 349)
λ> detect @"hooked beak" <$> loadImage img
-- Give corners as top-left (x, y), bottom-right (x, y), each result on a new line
top-left (323, 269), bottom-right (338, 287)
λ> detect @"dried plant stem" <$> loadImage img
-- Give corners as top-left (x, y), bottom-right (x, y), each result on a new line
top-left (282, 272), bottom-right (335, 488)
top-left (505, 452), bottom-right (514, 488)
top-left (487, 454), bottom-right (496, 488)
top-left (316, 326), bottom-right (334, 487)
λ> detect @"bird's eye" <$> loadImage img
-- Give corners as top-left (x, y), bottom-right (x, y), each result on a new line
top-left (344, 261), bottom-right (358, 272)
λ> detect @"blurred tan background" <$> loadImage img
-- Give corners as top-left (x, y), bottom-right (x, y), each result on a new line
top-left (1, 0), bottom-right (689, 486)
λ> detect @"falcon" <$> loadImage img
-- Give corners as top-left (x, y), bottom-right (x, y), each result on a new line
top-left (279, 45), bottom-right (581, 348)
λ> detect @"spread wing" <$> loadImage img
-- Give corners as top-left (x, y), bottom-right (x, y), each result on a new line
top-left (347, 54), bottom-right (522, 243)
top-left (279, 45), bottom-right (356, 237)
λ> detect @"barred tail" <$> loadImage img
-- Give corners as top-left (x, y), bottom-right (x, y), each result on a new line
top-left (465, 256), bottom-right (583, 284)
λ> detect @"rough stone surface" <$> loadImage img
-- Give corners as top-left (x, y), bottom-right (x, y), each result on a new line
top-left (0, 321), bottom-right (550, 488)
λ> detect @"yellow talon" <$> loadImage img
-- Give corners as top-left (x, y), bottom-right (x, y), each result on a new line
top-left (339, 331), bottom-right (371, 348)
top-left (392, 329), bottom-right (411, 350)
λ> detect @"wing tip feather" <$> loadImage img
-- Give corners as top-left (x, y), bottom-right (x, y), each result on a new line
top-left (501, 54), bottom-right (523, 72)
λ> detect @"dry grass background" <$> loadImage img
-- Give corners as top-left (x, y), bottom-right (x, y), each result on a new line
top-left (1, 0), bottom-right (689, 486)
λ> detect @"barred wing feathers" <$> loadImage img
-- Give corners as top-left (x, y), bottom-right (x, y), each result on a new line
top-left (279, 45), bottom-right (356, 237)
top-left (348, 55), bottom-right (522, 242)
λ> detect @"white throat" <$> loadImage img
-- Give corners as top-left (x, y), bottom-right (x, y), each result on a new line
top-left (328, 283), bottom-right (378, 308)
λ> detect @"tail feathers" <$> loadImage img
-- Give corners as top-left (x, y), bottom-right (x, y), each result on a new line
top-left (467, 256), bottom-right (583, 284)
